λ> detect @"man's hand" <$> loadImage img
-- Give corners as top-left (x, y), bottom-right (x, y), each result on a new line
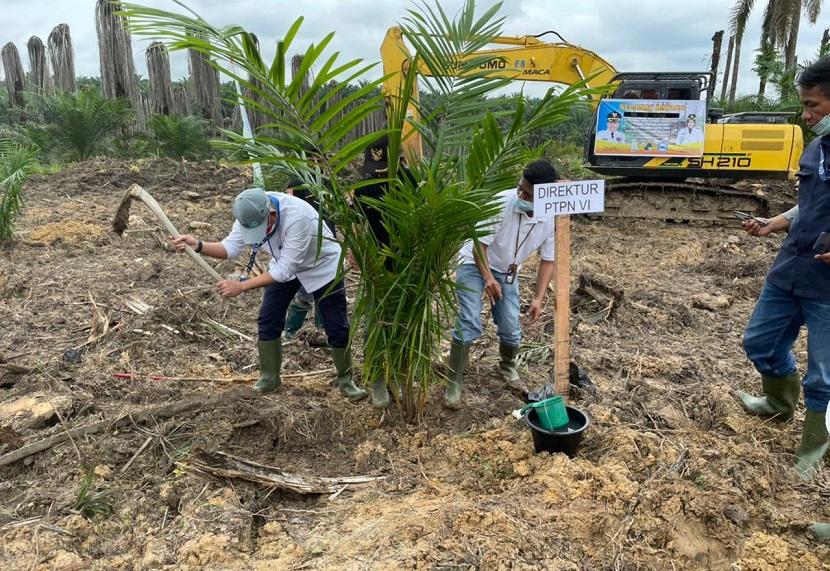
top-left (217, 279), bottom-right (245, 297)
top-left (483, 276), bottom-right (502, 304)
top-left (528, 297), bottom-right (543, 322)
top-left (741, 218), bottom-right (773, 237)
top-left (171, 234), bottom-right (198, 252)
top-left (816, 252), bottom-right (830, 265)
top-left (742, 214), bottom-right (790, 237)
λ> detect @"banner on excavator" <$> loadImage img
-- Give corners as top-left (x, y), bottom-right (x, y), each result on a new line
top-left (594, 99), bottom-right (707, 158)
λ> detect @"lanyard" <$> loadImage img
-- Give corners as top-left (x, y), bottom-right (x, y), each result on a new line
top-left (512, 213), bottom-right (537, 265)
top-left (819, 143), bottom-right (829, 183)
top-left (242, 197), bottom-right (280, 281)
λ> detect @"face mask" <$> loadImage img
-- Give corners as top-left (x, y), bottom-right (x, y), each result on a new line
top-left (515, 198), bottom-right (534, 213)
top-left (812, 114), bottom-right (830, 137)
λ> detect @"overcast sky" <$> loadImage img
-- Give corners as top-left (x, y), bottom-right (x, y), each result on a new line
top-left (1, 0), bottom-right (827, 99)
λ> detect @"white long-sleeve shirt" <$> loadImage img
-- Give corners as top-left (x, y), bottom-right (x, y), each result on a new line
top-left (221, 192), bottom-right (341, 292)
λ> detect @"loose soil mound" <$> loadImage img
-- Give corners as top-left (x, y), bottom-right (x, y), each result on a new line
top-left (0, 158), bottom-right (827, 570)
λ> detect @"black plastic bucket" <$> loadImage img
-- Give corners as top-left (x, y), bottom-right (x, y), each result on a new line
top-left (525, 405), bottom-right (589, 456)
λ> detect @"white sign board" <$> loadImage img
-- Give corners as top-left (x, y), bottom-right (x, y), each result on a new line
top-left (533, 179), bottom-right (605, 217)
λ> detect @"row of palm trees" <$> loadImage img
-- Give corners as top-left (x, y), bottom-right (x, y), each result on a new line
top-left (729, 0), bottom-right (825, 100)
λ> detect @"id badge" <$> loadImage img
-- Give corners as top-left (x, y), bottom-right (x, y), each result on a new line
top-left (505, 263), bottom-right (517, 284)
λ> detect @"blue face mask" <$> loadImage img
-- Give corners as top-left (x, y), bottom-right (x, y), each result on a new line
top-left (515, 198), bottom-right (534, 213)
top-left (812, 114), bottom-right (830, 138)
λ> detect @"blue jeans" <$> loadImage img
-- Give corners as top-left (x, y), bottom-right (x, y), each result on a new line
top-left (743, 282), bottom-right (830, 412)
top-left (452, 263), bottom-right (521, 347)
top-left (258, 278), bottom-right (350, 347)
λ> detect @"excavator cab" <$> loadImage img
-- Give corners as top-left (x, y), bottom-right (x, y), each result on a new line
top-left (585, 71), bottom-right (802, 182)
top-left (610, 71), bottom-right (707, 101)
top-left (583, 71), bottom-right (803, 220)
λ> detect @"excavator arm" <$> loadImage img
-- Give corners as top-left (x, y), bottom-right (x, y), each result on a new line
top-left (380, 26), bottom-right (617, 158)
top-left (379, 26), bottom-right (802, 223)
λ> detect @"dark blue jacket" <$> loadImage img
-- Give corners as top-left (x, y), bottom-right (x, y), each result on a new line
top-left (767, 136), bottom-right (830, 300)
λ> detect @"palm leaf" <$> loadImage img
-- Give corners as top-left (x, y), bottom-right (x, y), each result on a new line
top-left (121, 0), bottom-right (598, 420)
top-left (0, 141), bottom-right (39, 240)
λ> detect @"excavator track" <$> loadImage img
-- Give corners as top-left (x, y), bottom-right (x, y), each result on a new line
top-left (601, 180), bottom-right (770, 224)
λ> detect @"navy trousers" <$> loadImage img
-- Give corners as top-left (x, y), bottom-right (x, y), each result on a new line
top-left (258, 278), bottom-right (349, 347)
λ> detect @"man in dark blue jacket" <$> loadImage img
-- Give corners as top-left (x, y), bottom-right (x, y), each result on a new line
top-left (737, 56), bottom-right (830, 485)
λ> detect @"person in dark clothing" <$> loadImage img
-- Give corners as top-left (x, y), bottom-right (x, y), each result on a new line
top-left (354, 134), bottom-right (393, 249)
top-left (282, 174), bottom-right (335, 341)
top-left (352, 135), bottom-right (413, 408)
top-left (736, 56), bottom-right (830, 486)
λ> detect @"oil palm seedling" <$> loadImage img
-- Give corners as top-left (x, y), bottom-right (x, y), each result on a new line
top-left (150, 114), bottom-right (213, 159)
top-left (121, 0), bottom-right (601, 420)
top-left (37, 87), bottom-right (133, 161)
top-left (0, 140), bottom-right (39, 241)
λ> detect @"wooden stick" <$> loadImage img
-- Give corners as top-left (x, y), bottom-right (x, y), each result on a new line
top-left (553, 215), bottom-right (571, 402)
top-left (113, 184), bottom-right (223, 281)
top-left (112, 369), bottom-right (332, 383)
top-left (0, 398), bottom-right (208, 468)
top-left (120, 435), bottom-right (153, 474)
top-left (183, 449), bottom-right (385, 494)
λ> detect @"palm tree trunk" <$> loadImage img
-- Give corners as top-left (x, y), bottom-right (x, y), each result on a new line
top-left (758, 78), bottom-right (767, 100)
top-left (710, 30), bottom-right (724, 97)
top-left (721, 34), bottom-right (734, 102)
top-left (26, 36), bottom-right (52, 94)
top-left (784, 17), bottom-right (800, 73)
top-left (729, 30), bottom-right (742, 103)
top-left (146, 42), bottom-right (175, 116)
top-left (1, 43), bottom-right (27, 107)
top-left (48, 24), bottom-right (76, 93)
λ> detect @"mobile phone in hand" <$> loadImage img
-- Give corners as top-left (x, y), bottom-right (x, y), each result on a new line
top-left (733, 211), bottom-right (768, 226)
top-left (813, 232), bottom-right (830, 255)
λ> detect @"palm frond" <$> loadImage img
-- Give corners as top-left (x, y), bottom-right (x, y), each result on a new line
top-left (0, 141), bottom-right (39, 240)
top-left (802, 0), bottom-right (823, 23)
top-left (730, 0), bottom-right (758, 34)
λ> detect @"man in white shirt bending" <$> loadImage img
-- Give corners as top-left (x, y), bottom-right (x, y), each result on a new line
top-left (172, 187), bottom-right (367, 400)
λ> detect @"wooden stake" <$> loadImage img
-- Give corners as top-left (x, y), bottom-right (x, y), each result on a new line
top-left (553, 215), bottom-right (571, 401)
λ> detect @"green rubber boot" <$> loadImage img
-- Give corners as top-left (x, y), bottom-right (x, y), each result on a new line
top-left (736, 373), bottom-right (801, 419)
top-left (809, 523), bottom-right (830, 542)
top-left (284, 304), bottom-right (310, 340)
top-left (254, 340), bottom-right (282, 393)
top-left (370, 378), bottom-right (391, 409)
top-left (499, 343), bottom-right (522, 390)
top-left (331, 347), bottom-right (367, 401)
top-left (444, 340), bottom-right (470, 410)
top-left (794, 409), bottom-right (829, 481)
top-left (313, 306), bottom-right (324, 329)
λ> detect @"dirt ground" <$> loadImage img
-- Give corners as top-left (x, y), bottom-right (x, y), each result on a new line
top-left (0, 158), bottom-right (828, 570)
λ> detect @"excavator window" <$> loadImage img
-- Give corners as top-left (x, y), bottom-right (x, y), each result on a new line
top-left (667, 87), bottom-right (692, 100)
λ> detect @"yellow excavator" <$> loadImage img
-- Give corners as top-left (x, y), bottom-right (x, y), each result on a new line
top-left (380, 26), bottom-right (803, 221)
